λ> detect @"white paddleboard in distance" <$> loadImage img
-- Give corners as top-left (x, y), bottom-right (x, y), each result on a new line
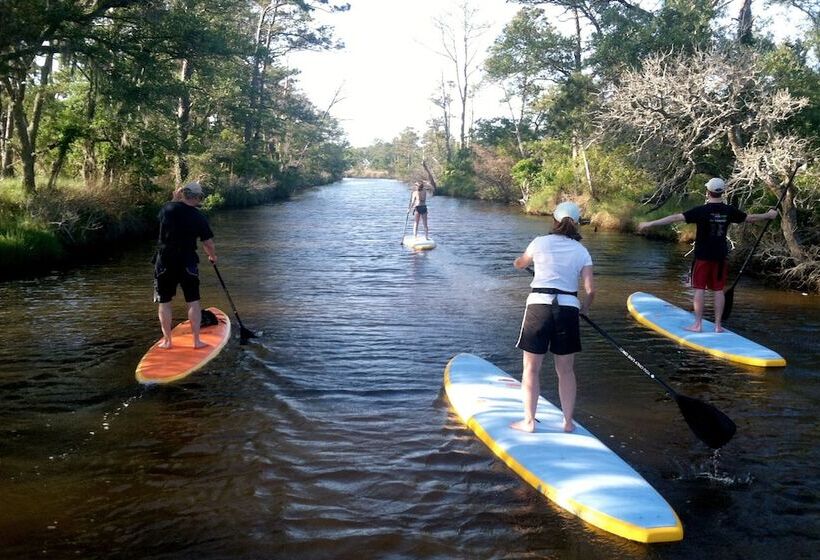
top-left (444, 353), bottom-right (683, 543)
top-left (402, 235), bottom-right (436, 250)
top-left (627, 292), bottom-right (786, 367)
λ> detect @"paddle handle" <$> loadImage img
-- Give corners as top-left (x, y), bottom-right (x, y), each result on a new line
top-left (212, 263), bottom-right (247, 329)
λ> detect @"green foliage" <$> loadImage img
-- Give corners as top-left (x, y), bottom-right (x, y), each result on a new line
top-left (439, 149), bottom-right (477, 198)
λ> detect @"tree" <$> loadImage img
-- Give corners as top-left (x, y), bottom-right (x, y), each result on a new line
top-left (484, 7), bottom-right (575, 157)
top-left (602, 48), bottom-right (814, 260)
top-left (433, 1), bottom-right (488, 150)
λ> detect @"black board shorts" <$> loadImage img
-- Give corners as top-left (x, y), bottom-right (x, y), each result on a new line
top-left (153, 262), bottom-right (200, 303)
top-left (516, 303), bottom-right (582, 355)
top-left (414, 205), bottom-right (428, 215)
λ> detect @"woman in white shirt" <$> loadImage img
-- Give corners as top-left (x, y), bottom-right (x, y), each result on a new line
top-left (511, 202), bottom-right (595, 433)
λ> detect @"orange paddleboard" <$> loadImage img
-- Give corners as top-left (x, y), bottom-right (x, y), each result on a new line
top-left (136, 307), bottom-right (231, 384)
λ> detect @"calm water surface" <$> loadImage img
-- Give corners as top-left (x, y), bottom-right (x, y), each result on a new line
top-left (1, 178), bottom-right (818, 559)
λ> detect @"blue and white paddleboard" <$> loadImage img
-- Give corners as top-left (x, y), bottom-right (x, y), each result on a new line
top-left (402, 235), bottom-right (436, 250)
top-left (444, 353), bottom-right (683, 543)
top-left (627, 292), bottom-right (786, 368)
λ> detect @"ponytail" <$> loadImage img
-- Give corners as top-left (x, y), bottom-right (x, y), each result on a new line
top-left (552, 217), bottom-right (582, 241)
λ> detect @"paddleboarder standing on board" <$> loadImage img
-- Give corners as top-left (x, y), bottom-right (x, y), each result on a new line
top-left (638, 178), bottom-right (777, 333)
top-left (409, 181), bottom-right (433, 239)
top-left (153, 181), bottom-right (218, 349)
top-left (512, 201), bottom-right (595, 433)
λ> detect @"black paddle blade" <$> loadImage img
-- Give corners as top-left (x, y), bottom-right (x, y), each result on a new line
top-left (721, 287), bottom-right (735, 322)
top-left (675, 394), bottom-right (736, 449)
top-left (239, 326), bottom-right (256, 345)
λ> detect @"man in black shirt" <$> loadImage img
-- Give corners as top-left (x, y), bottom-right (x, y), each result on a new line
top-left (638, 178), bottom-right (776, 332)
top-left (153, 182), bottom-right (217, 349)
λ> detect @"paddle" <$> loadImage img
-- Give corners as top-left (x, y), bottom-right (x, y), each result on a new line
top-left (212, 263), bottom-right (256, 344)
top-left (523, 266), bottom-right (735, 448)
top-left (722, 187), bottom-right (787, 321)
top-left (399, 191), bottom-right (413, 245)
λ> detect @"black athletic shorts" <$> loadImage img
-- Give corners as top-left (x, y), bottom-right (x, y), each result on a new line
top-left (414, 205), bottom-right (428, 215)
top-left (516, 303), bottom-right (582, 355)
top-left (153, 262), bottom-right (200, 303)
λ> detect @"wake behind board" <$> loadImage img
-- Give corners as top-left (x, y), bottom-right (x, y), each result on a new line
top-left (627, 292), bottom-right (785, 368)
top-left (402, 235), bottom-right (436, 250)
top-left (136, 307), bottom-right (231, 384)
top-left (444, 353), bottom-right (683, 543)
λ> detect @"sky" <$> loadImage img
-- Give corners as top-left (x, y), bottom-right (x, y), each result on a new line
top-left (287, 0), bottom-right (525, 147)
top-left (287, 0), bottom-right (809, 148)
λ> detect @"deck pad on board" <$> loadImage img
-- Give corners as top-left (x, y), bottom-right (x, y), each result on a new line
top-left (627, 292), bottom-right (785, 367)
top-left (402, 235), bottom-right (436, 250)
top-left (136, 307), bottom-right (231, 384)
top-left (444, 353), bottom-right (683, 543)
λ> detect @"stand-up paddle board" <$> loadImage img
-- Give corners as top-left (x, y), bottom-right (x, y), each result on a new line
top-left (627, 292), bottom-right (785, 367)
top-left (136, 307), bottom-right (231, 384)
top-left (402, 235), bottom-right (436, 250)
top-left (444, 353), bottom-right (683, 543)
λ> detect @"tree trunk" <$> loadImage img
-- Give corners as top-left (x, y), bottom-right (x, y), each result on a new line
top-left (82, 79), bottom-right (98, 185)
top-left (175, 58), bottom-right (193, 186)
top-left (6, 84), bottom-right (36, 193)
top-left (737, 0), bottom-right (753, 45)
top-left (1, 104), bottom-right (14, 177)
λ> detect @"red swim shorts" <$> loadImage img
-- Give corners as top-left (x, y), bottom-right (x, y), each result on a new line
top-left (691, 259), bottom-right (728, 291)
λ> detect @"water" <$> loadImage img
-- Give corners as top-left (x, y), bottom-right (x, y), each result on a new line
top-left (1, 178), bottom-right (818, 559)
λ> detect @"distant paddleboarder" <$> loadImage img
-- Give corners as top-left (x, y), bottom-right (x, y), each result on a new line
top-left (153, 182), bottom-right (218, 349)
top-left (408, 180), bottom-right (434, 239)
top-left (638, 178), bottom-right (777, 333)
top-left (512, 202), bottom-right (595, 434)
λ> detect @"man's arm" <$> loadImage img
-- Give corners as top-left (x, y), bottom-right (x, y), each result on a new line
top-left (745, 209), bottom-right (778, 223)
top-left (202, 238), bottom-right (217, 264)
top-left (637, 213), bottom-right (685, 232)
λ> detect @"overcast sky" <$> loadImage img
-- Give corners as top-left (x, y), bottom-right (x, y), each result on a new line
top-left (287, 0), bottom-right (806, 148)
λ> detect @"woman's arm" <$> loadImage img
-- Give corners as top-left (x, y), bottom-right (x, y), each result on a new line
top-left (579, 265), bottom-right (595, 316)
top-left (513, 252), bottom-right (533, 270)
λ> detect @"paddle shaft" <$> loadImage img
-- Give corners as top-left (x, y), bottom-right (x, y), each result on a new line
top-left (212, 263), bottom-right (254, 342)
top-left (580, 314), bottom-right (678, 397)
top-left (400, 192), bottom-right (413, 244)
top-left (727, 187), bottom-right (788, 292)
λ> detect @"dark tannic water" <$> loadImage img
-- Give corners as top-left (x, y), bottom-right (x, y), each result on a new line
top-left (0, 178), bottom-right (818, 559)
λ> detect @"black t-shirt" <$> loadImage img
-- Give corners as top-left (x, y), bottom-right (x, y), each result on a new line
top-left (682, 202), bottom-right (746, 261)
top-left (156, 202), bottom-right (214, 265)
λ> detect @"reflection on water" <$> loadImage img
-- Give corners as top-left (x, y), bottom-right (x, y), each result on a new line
top-left (1, 178), bottom-right (818, 559)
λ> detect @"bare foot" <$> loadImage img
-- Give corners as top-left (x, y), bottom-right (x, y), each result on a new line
top-left (193, 340), bottom-right (208, 349)
top-left (563, 419), bottom-right (575, 433)
top-left (714, 325), bottom-right (725, 333)
top-left (683, 323), bottom-right (702, 333)
top-left (158, 339), bottom-right (173, 349)
top-left (510, 419), bottom-right (535, 433)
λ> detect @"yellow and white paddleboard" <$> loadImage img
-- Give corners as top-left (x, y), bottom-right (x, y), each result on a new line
top-left (402, 235), bottom-right (436, 250)
top-left (136, 307), bottom-right (231, 384)
top-left (627, 292), bottom-right (786, 367)
top-left (444, 353), bottom-right (683, 543)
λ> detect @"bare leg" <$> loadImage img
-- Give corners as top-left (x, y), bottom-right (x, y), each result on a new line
top-left (158, 302), bottom-right (173, 349)
top-left (413, 212), bottom-right (419, 237)
top-left (685, 289), bottom-right (705, 332)
top-left (511, 351), bottom-right (544, 432)
top-left (187, 300), bottom-right (207, 349)
top-left (554, 353), bottom-right (577, 432)
top-left (422, 214), bottom-right (429, 239)
top-left (713, 290), bottom-right (725, 333)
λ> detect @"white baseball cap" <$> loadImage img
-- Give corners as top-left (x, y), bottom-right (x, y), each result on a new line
top-left (705, 178), bottom-right (726, 193)
top-left (182, 182), bottom-right (204, 196)
top-left (553, 201), bottom-right (581, 223)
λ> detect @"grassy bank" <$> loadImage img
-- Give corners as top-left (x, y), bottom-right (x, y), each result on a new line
top-left (0, 178), bottom-right (290, 281)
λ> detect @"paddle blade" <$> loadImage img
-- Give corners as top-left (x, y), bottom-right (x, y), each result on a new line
top-left (722, 287), bottom-right (735, 322)
top-left (239, 325), bottom-right (256, 345)
top-left (675, 394), bottom-right (736, 449)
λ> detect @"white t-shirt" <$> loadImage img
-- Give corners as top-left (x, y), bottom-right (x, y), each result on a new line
top-left (525, 234), bottom-right (593, 308)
